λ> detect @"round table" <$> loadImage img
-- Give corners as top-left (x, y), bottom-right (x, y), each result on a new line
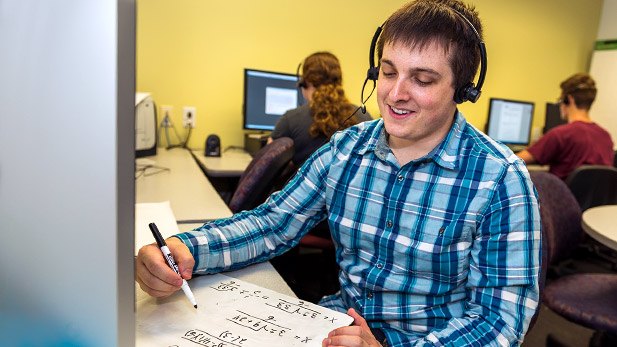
top-left (581, 205), bottom-right (617, 251)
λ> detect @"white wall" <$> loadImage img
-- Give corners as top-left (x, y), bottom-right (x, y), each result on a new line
top-left (0, 1), bottom-right (135, 345)
top-left (597, 0), bottom-right (617, 39)
top-left (590, 0), bottom-right (617, 148)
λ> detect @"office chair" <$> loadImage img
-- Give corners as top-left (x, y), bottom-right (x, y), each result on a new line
top-left (565, 165), bottom-right (617, 269)
top-left (529, 171), bottom-right (585, 267)
top-left (528, 212), bottom-right (549, 333)
top-left (565, 165), bottom-right (617, 212)
top-left (544, 274), bottom-right (617, 347)
top-left (228, 137), bottom-right (294, 213)
top-left (613, 151), bottom-right (617, 168)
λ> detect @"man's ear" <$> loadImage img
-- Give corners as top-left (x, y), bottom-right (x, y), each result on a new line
top-left (567, 94), bottom-right (576, 108)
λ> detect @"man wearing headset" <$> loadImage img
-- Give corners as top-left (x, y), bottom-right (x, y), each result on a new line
top-left (137, 1), bottom-right (541, 346)
top-left (517, 73), bottom-right (613, 180)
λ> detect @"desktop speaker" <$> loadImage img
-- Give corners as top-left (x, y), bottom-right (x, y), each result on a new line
top-left (205, 134), bottom-right (221, 157)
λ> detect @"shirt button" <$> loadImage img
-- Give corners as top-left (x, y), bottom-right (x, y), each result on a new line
top-left (367, 292), bottom-right (373, 300)
top-left (376, 263), bottom-right (383, 269)
top-left (386, 220), bottom-right (393, 228)
top-left (397, 175), bottom-right (404, 182)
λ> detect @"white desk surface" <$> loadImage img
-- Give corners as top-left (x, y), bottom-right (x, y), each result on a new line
top-left (135, 148), bottom-right (232, 222)
top-left (582, 205), bottom-right (617, 251)
top-left (192, 148), bottom-right (253, 177)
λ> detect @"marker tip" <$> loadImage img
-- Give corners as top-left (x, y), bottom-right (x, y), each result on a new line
top-left (194, 305), bottom-right (198, 309)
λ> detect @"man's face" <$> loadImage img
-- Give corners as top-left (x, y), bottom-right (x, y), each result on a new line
top-left (377, 40), bottom-right (458, 149)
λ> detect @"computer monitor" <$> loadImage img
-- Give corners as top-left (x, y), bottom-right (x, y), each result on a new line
top-left (544, 102), bottom-right (566, 133)
top-left (486, 98), bottom-right (535, 146)
top-left (243, 68), bottom-right (305, 131)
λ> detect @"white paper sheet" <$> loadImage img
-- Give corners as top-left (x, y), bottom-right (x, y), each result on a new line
top-left (136, 273), bottom-right (353, 347)
top-left (135, 201), bottom-right (181, 254)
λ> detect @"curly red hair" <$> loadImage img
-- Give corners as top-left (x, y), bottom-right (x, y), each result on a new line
top-left (301, 52), bottom-right (359, 138)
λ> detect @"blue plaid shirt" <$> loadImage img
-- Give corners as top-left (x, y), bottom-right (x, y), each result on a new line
top-left (176, 112), bottom-right (541, 346)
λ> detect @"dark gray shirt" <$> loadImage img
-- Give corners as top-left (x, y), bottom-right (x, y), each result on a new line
top-left (270, 103), bottom-right (373, 165)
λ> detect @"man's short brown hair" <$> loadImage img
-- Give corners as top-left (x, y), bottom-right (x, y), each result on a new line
top-left (376, 0), bottom-right (483, 93)
top-left (560, 73), bottom-right (597, 110)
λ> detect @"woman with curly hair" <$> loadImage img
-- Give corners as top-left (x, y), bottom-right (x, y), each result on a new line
top-left (268, 52), bottom-right (372, 166)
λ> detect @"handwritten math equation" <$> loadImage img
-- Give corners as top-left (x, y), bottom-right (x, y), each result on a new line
top-left (211, 280), bottom-right (343, 324)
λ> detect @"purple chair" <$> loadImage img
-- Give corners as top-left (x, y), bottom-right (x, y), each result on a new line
top-left (544, 274), bottom-right (617, 346)
top-left (530, 171), bottom-right (617, 346)
top-left (527, 171), bottom-right (574, 332)
top-left (529, 171), bottom-right (584, 266)
top-left (228, 137), bottom-right (294, 213)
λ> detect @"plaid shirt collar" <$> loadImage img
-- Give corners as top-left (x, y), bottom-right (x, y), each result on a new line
top-left (355, 110), bottom-right (465, 172)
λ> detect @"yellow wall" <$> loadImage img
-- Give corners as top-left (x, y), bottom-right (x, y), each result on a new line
top-left (137, 0), bottom-right (603, 149)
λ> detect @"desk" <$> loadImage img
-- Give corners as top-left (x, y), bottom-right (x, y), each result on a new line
top-left (192, 148), bottom-right (253, 178)
top-left (582, 205), bottom-right (617, 250)
top-left (527, 164), bottom-right (549, 171)
top-left (135, 147), bottom-right (232, 222)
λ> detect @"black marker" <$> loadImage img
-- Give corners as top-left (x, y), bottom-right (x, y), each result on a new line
top-left (148, 222), bottom-right (197, 309)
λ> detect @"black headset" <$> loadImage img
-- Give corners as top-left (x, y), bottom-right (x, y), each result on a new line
top-left (561, 83), bottom-right (595, 105)
top-left (364, 7), bottom-right (487, 105)
top-left (296, 62), bottom-right (307, 89)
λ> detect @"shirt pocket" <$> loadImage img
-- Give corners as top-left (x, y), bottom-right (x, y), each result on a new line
top-left (391, 223), bottom-right (473, 287)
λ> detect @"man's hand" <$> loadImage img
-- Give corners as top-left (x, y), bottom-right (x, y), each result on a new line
top-left (136, 237), bottom-right (195, 298)
top-left (322, 308), bottom-right (382, 347)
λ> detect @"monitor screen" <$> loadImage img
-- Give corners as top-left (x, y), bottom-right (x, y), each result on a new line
top-left (486, 98), bottom-right (535, 146)
top-left (544, 102), bottom-right (566, 133)
top-left (243, 68), bottom-right (305, 131)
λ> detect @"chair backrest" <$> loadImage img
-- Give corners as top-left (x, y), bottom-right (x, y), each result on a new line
top-left (527, 220), bottom-right (549, 332)
top-left (529, 171), bottom-right (584, 265)
top-left (565, 165), bottom-right (617, 212)
top-left (228, 137), bottom-right (294, 213)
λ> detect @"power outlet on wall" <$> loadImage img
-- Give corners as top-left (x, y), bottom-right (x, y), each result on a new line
top-left (183, 106), bottom-right (196, 128)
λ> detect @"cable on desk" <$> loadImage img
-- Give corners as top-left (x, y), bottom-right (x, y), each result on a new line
top-left (135, 164), bottom-right (170, 179)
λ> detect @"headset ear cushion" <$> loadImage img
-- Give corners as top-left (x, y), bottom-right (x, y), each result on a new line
top-left (454, 83), bottom-right (470, 104)
top-left (367, 66), bottom-right (380, 81)
top-left (454, 82), bottom-right (481, 104)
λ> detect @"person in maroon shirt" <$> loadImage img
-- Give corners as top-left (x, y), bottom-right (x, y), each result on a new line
top-left (517, 73), bottom-right (613, 180)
